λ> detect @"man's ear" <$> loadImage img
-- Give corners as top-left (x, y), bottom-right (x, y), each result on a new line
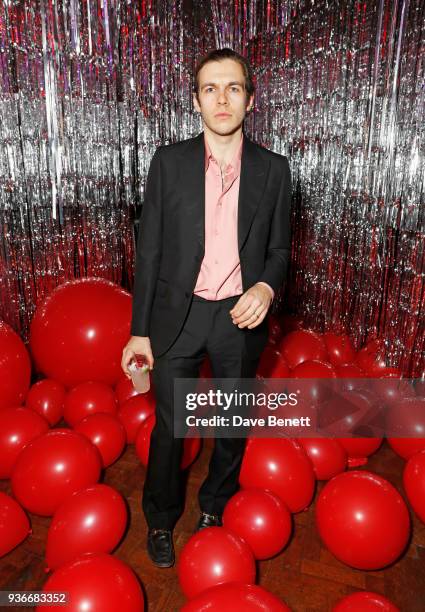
top-left (193, 92), bottom-right (201, 112)
top-left (246, 93), bottom-right (254, 112)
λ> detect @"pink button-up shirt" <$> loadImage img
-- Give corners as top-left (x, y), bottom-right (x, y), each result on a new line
top-left (193, 133), bottom-right (274, 301)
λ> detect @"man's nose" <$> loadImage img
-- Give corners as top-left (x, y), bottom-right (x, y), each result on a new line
top-left (217, 90), bottom-right (228, 104)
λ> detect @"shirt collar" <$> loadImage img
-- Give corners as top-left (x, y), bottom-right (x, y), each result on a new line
top-left (204, 132), bottom-right (243, 176)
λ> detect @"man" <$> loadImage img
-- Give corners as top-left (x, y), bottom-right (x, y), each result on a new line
top-left (121, 48), bottom-right (292, 568)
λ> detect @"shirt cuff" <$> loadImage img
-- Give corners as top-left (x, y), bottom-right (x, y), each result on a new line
top-left (257, 282), bottom-right (275, 301)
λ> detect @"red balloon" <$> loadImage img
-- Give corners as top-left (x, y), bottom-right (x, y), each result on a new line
top-left (279, 330), bottom-right (327, 370)
top-left (46, 484), bottom-right (127, 570)
top-left (334, 363), bottom-right (364, 381)
top-left (118, 393), bottom-right (155, 443)
top-left (36, 553), bottom-right (144, 611)
top-left (0, 492), bottom-right (31, 557)
top-left (239, 438), bottom-right (315, 513)
top-left (371, 378), bottom-right (415, 406)
top-left (332, 591), bottom-right (399, 611)
top-left (403, 450), bottom-right (425, 524)
top-left (63, 381), bottom-right (118, 427)
top-left (26, 379), bottom-right (66, 426)
top-left (387, 438), bottom-right (425, 461)
top-left (114, 376), bottom-right (140, 405)
top-left (178, 527), bottom-right (256, 599)
top-left (337, 438), bottom-right (382, 466)
top-left (135, 414), bottom-right (201, 470)
top-left (355, 339), bottom-right (395, 377)
top-left (386, 398), bottom-right (425, 459)
top-left (298, 438), bottom-right (347, 480)
top-left (291, 359), bottom-right (336, 379)
top-left (181, 582), bottom-right (291, 611)
top-left (316, 471), bottom-right (410, 570)
top-left (29, 278), bottom-right (132, 387)
top-left (333, 364), bottom-right (366, 394)
top-left (74, 413), bottom-right (126, 467)
top-left (0, 321), bottom-right (31, 409)
top-left (0, 407), bottom-right (49, 478)
top-left (321, 390), bottom-right (383, 461)
top-left (290, 360), bottom-right (336, 403)
top-left (222, 488), bottom-right (292, 559)
top-left (257, 346), bottom-right (290, 378)
top-left (11, 429), bottom-right (102, 516)
top-left (323, 332), bottom-right (355, 367)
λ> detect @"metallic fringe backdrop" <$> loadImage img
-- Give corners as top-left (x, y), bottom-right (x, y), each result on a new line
top-left (0, 0), bottom-right (423, 376)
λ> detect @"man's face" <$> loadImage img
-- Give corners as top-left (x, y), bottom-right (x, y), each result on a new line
top-left (193, 58), bottom-right (254, 136)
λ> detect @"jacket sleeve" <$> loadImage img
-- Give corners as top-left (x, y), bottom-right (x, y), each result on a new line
top-left (257, 156), bottom-right (292, 293)
top-left (130, 147), bottom-right (163, 336)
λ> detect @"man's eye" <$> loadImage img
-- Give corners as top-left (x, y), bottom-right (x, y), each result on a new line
top-left (205, 87), bottom-right (214, 92)
top-left (230, 87), bottom-right (240, 92)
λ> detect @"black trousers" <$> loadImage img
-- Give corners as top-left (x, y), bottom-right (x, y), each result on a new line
top-left (142, 293), bottom-right (260, 529)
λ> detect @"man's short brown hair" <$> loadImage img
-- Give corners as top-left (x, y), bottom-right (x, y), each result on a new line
top-left (193, 48), bottom-right (255, 102)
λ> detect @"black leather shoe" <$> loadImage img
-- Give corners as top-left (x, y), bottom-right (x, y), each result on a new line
top-left (147, 529), bottom-right (175, 568)
top-left (196, 512), bottom-right (223, 532)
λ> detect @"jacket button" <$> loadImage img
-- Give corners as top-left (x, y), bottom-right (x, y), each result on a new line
top-left (185, 291), bottom-right (190, 298)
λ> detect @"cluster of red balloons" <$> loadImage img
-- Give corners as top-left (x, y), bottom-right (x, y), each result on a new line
top-left (177, 439), bottom-right (307, 607)
top-left (258, 320), bottom-right (423, 469)
top-left (0, 283), bottom-right (421, 612)
top-left (173, 316), bottom-right (414, 608)
top-left (0, 280), bottom-right (146, 609)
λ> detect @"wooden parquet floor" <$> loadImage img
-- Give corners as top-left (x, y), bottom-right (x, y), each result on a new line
top-left (1, 439), bottom-right (424, 611)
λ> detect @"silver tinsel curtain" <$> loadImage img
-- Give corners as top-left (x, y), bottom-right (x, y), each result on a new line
top-left (0, 0), bottom-right (423, 376)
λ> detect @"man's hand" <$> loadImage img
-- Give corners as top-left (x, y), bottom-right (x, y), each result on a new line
top-left (121, 336), bottom-right (154, 379)
top-left (229, 283), bottom-right (273, 329)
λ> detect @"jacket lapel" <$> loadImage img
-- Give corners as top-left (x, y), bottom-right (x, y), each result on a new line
top-left (177, 131), bottom-right (269, 255)
top-left (178, 132), bottom-right (205, 254)
top-left (238, 134), bottom-right (270, 251)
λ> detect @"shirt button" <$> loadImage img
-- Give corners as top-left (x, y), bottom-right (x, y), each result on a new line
top-left (215, 230), bottom-right (219, 235)
top-left (214, 260), bottom-right (218, 264)
top-left (218, 202), bottom-right (222, 207)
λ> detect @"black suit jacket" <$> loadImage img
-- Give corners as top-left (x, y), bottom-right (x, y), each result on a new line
top-left (130, 131), bottom-right (292, 358)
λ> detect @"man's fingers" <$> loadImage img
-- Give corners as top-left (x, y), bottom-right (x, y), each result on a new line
top-left (121, 349), bottom-right (135, 376)
top-left (229, 293), bottom-right (250, 316)
top-left (232, 299), bottom-right (262, 324)
top-left (247, 308), bottom-right (267, 329)
top-left (231, 296), bottom-right (261, 320)
top-left (238, 305), bottom-right (267, 328)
